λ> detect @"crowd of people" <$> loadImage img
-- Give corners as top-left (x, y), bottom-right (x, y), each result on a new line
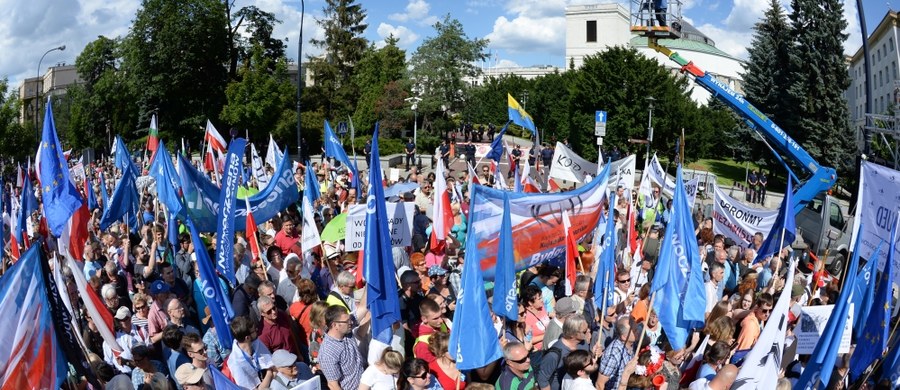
top-left (8, 133), bottom-right (896, 390)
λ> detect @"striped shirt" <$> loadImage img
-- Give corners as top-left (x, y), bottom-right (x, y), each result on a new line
top-left (319, 333), bottom-right (364, 390)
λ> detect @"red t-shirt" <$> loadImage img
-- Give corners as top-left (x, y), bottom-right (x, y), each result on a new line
top-left (275, 230), bottom-right (300, 256)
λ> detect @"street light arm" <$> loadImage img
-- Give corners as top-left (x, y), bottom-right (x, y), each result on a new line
top-left (35, 45), bottom-right (66, 136)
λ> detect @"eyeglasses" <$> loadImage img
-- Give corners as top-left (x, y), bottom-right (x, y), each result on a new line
top-left (264, 307), bottom-right (277, 314)
top-left (190, 347), bottom-right (207, 354)
top-left (617, 279), bottom-right (631, 284)
top-left (411, 372), bottom-right (429, 380)
top-left (509, 355), bottom-right (530, 364)
top-left (134, 305), bottom-right (148, 311)
top-left (759, 308), bottom-right (773, 314)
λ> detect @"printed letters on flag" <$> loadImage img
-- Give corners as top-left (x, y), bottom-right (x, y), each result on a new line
top-left (250, 143), bottom-right (270, 189)
top-left (713, 184), bottom-right (778, 247)
top-left (549, 142), bottom-right (597, 184)
top-left (215, 138), bottom-right (247, 285)
top-left (363, 125), bottom-right (402, 344)
top-left (607, 155), bottom-right (637, 190)
top-left (186, 219), bottom-right (235, 347)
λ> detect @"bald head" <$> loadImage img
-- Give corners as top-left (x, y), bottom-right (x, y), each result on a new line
top-left (709, 364), bottom-right (738, 390)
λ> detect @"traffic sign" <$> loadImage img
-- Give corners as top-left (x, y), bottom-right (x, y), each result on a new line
top-left (594, 110), bottom-right (607, 137)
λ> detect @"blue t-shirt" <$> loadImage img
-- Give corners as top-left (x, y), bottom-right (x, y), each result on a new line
top-left (697, 363), bottom-right (716, 381)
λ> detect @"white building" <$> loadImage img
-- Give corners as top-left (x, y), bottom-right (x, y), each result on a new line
top-left (846, 10), bottom-right (900, 131)
top-left (18, 64), bottom-right (81, 123)
top-left (464, 65), bottom-right (562, 86)
top-left (564, 3), bottom-right (746, 104)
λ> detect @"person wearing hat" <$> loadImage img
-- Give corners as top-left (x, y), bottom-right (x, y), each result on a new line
top-left (269, 349), bottom-right (315, 390)
top-left (542, 297), bottom-right (578, 351)
top-left (427, 265), bottom-right (456, 315)
top-left (175, 363), bottom-right (208, 390)
top-left (147, 280), bottom-right (173, 343)
top-left (102, 307), bottom-right (142, 374)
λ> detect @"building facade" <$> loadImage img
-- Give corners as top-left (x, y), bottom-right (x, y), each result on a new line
top-left (846, 10), bottom-right (900, 131)
top-left (18, 64), bottom-right (81, 123)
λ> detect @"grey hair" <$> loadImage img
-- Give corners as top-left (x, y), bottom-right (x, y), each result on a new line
top-left (562, 314), bottom-right (587, 339)
top-left (503, 342), bottom-right (526, 360)
top-left (285, 255), bottom-right (302, 269)
top-left (256, 295), bottom-right (274, 311)
top-left (101, 283), bottom-right (117, 299)
top-left (574, 275), bottom-right (591, 293)
top-left (336, 271), bottom-right (356, 288)
top-left (258, 280), bottom-right (276, 293)
top-left (614, 317), bottom-right (632, 339)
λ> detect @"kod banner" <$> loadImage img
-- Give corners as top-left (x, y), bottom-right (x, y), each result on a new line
top-left (853, 161), bottom-right (900, 285)
top-left (549, 142), bottom-right (598, 183)
top-left (713, 184), bottom-right (777, 246)
top-left (179, 149), bottom-right (299, 233)
top-left (607, 155), bottom-right (636, 190)
top-left (345, 202), bottom-right (415, 250)
top-left (470, 162), bottom-right (610, 280)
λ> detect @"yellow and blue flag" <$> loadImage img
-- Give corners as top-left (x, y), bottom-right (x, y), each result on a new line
top-left (38, 99), bottom-right (84, 236)
top-left (508, 93), bottom-right (537, 136)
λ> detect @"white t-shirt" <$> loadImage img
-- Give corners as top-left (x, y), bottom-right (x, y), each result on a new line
top-left (689, 377), bottom-right (713, 390)
top-left (562, 374), bottom-right (595, 390)
top-left (360, 364), bottom-right (398, 390)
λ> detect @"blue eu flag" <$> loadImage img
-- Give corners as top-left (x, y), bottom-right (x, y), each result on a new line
top-left (38, 99), bottom-right (83, 237)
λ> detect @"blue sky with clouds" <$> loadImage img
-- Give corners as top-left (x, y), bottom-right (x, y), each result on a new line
top-left (0, 0), bottom-right (893, 88)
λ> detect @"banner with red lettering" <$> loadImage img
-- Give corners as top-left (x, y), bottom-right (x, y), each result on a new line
top-left (713, 184), bottom-right (777, 247)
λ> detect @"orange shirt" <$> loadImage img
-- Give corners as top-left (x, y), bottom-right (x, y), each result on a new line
top-left (631, 299), bottom-right (650, 323)
top-left (736, 313), bottom-right (761, 351)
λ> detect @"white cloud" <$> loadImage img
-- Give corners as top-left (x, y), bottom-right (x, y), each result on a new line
top-left (495, 58), bottom-right (520, 67)
top-left (389, 0), bottom-right (438, 26)
top-left (843, 0), bottom-right (861, 56)
top-left (694, 23), bottom-right (753, 60)
top-left (376, 23), bottom-right (420, 48)
top-left (722, 0), bottom-right (771, 31)
top-left (505, 0), bottom-right (567, 19)
top-left (486, 15), bottom-right (567, 56)
top-left (244, 0), bottom-right (324, 62)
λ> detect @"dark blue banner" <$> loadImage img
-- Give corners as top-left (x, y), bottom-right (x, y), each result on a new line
top-left (215, 138), bottom-right (246, 285)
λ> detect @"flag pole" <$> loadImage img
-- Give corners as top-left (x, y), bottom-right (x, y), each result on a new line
top-left (633, 292), bottom-right (656, 353)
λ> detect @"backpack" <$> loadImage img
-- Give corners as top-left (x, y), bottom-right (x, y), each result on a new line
top-left (535, 344), bottom-right (565, 389)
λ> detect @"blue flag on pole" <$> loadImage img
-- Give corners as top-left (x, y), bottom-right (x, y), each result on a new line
top-left (149, 140), bottom-right (185, 219)
top-left (594, 192), bottom-right (617, 310)
top-left (851, 217), bottom-right (897, 381)
top-left (324, 120), bottom-right (359, 189)
top-left (113, 135), bottom-right (138, 174)
top-left (215, 138), bottom-right (246, 286)
top-left (85, 175), bottom-right (99, 211)
top-left (98, 171), bottom-right (109, 210)
top-left (795, 225), bottom-right (864, 390)
top-left (492, 194), bottom-right (517, 322)
top-left (753, 178), bottom-right (795, 264)
top-left (99, 165), bottom-right (140, 232)
top-left (507, 94), bottom-right (537, 136)
top-left (186, 218), bottom-right (235, 347)
top-left (450, 184), bottom-right (503, 370)
top-left (304, 160), bottom-right (320, 204)
top-left (17, 173), bottom-right (38, 245)
top-left (364, 124), bottom-right (402, 344)
top-left (485, 121), bottom-right (511, 162)
top-left (651, 166), bottom-right (706, 351)
top-left (37, 99), bottom-right (83, 237)
top-left (852, 240), bottom-right (884, 338)
top-left (209, 366), bottom-right (242, 389)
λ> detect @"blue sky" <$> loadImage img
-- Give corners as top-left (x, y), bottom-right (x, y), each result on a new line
top-left (0, 0), bottom-right (893, 88)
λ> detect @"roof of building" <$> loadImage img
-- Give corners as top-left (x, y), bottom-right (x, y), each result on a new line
top-left (629, 36), bottom-right (739, 61)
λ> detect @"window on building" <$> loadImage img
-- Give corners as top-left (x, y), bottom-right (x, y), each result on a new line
top-left (891, 37), bottom-right (895, 51)
top-left (894, 63), bottom-right (897, 80)
top-left (586, 20), bottom-right (597, 42)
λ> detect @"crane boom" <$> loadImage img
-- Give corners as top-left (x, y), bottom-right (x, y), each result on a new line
top-left (647, 39), bottom-right (837, 213)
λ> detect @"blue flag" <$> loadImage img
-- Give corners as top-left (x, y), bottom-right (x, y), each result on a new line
top-left (795, 225), bottom-right (864, 390)
top-left (186, 218), bottom-right (235, 347)
top-left (17, 173), bottom-right (38, 245)
top-left (98, 171), bottom-right (110, 210)
top-left (450, 183), bottom-right (503, 370)
top-left (852, 240), bottom-right (884, 338)
top-left (492, 194), bottom-right (517, 322)
top-left (485, 121), bottom-right (511, 162)
top-left (0, 178), bottom-right (4, 265)
top-left (594, 192), bottom-right (617, 311)
top-left (304, 160), bottom-right (320, 204)
top-left (364, 124), bottom-right (402, 344)
top-left (851, 218), bottom-right (897, 381)
top-left (37, 99), bottom-right (83, 236)
top-left (167, 211), bottom-right (179, 248)
top-left (323, 120), bottom-right (359, 189)
top-left (113, 135), bottom-right (139, 174)
top-left (215, 138), bottom-right (247, 286)
top-left (149, 140), bottom-right (185, 219)
top-left (651, 166), bottom-right (706, 351)
top-left (882, 310), bottom-right (900, 385)
top-left (99, 165), bottom-right (140, 232)
top-left (209, 366), bottom-right (242, 389)
top-left (508, 94), bottom-right (537, 136)
top-left (85, 175), bottom-right (99, 211)
top-left (753, 178), bottom-right (795, 264)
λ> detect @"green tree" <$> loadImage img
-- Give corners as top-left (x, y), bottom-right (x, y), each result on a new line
top-left (0, 78), bottom-right (34, 163)
top-left (351, 36), bottom-right (407, 136)
top-left (459, 74), bottom-right (528, 127)
top-left (232, 6), bottom-right (286, 74)
top-left (123, 0), bottom-right (230, 142)
top-left (220, 45), bottom-right (295, 144)
top-left (785, 0), bottom-right (855, 178)
top-left (306, 0), bottom-right (368, 120)
top-left (410, 15), bottom-right (489, 123)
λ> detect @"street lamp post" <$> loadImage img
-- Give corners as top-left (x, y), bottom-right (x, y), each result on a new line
top-left (645, 96), bottom-right (656, 168)
top-left (295, 0), bottom-right (305, 162)
top-left (35, 45), bottom-right (66, 137)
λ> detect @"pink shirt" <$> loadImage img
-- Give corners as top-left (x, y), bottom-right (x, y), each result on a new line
top-left (147, 301), bottom-right (169, 337)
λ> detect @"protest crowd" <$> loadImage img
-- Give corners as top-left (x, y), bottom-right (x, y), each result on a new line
top-left (4, 103), bottom-right (900, 390)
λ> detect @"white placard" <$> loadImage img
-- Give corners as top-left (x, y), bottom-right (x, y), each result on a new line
top-left (607, 155), bottom-right (636, 190)
top-left (289, 375), bottom-right (321, 390)
top-left (795, 303), bottom-right (852, 354)
top-left (713, 184), bottom-right (778, 247)
top-left (549, 142), bottom-right (598, 183)
top-left (853, 161), bottom-right (900, 287)
top-left (345, 202), bottom-right (415, 250)
top-left (390, 168), bottom-right (400, 183)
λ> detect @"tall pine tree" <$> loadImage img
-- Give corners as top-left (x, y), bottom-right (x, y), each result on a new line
top-left (743, 0), bottom-right (792, 125)
top-left (307, 0), bottom-right (368, 121)
top-left (786, 0), bottom-right (855, 177)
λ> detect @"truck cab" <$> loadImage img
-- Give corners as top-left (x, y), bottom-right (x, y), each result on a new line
top-left (796, 193), bottom-right (852, 276)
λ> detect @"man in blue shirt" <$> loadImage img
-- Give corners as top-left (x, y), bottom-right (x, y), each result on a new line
top-left (405, 139), bottom-right (416, 169)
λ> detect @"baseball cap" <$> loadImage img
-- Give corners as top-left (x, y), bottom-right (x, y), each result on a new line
top-left (555, 297), bottom-right (578, 317)
top-left (114, 306), bottom-right (132, 320)
top-left (791, 284), bottom-right (805, 298)
top-left (174, 363), bottom-right (205, 385)
top-left (428, 265), bottom-right (448, 277)
top-left (271, 350), bottom-right (298, 368)
top-left (149, 280), bottom-right (170, 295)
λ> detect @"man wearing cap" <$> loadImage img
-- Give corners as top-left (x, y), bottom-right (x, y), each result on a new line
top-left (102, 307), bottom-right (144, 374)
top-left (175, 363), bottom-right (208, 390)
top-left (543, 297), bottom-right (577, 350)
top-left (148, 280), bottom-right (173, 343)
top-left (269, 349), bottom-right (315, 390)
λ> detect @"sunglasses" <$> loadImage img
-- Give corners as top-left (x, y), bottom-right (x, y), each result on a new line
top-left (617, 279), bottom-right (631, 284)
top-left (411, 372), bottom-right (429, 380)
top-left (509, 355), bottom-right (530, 364)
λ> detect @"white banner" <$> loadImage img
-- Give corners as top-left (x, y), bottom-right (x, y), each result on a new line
top-left (301, 197), bottom-right (322, 253)
top-left (795, 304), bottom-right (852, 354)
top-left (713, 185), bottom-right (778, 246)
top-left (549, 142), bottom-right (598, 184)
top-left (607, 155), bottom-right (636, 190)
top-left (853, 161), bottom-right (900, 286)
top-left (345, 202), bottom-right (415, 250)
top-left (250, 143), bottom-right (270, 189)
top-left (640, 154), bottom-right (676, 198)
top-left (69, 162), bottom-right (85, 184)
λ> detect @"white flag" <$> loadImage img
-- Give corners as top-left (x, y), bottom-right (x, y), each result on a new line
top-left (250, 143), bottom-right (270, 189)
top-left (300, 196), bottom-right (321, 253)
top-left (266, 134), bottom-right (284, 168)
top-left (733, 258), bottom-right (797, 389)
top-left (549, 142), bottom-right (598, 183)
